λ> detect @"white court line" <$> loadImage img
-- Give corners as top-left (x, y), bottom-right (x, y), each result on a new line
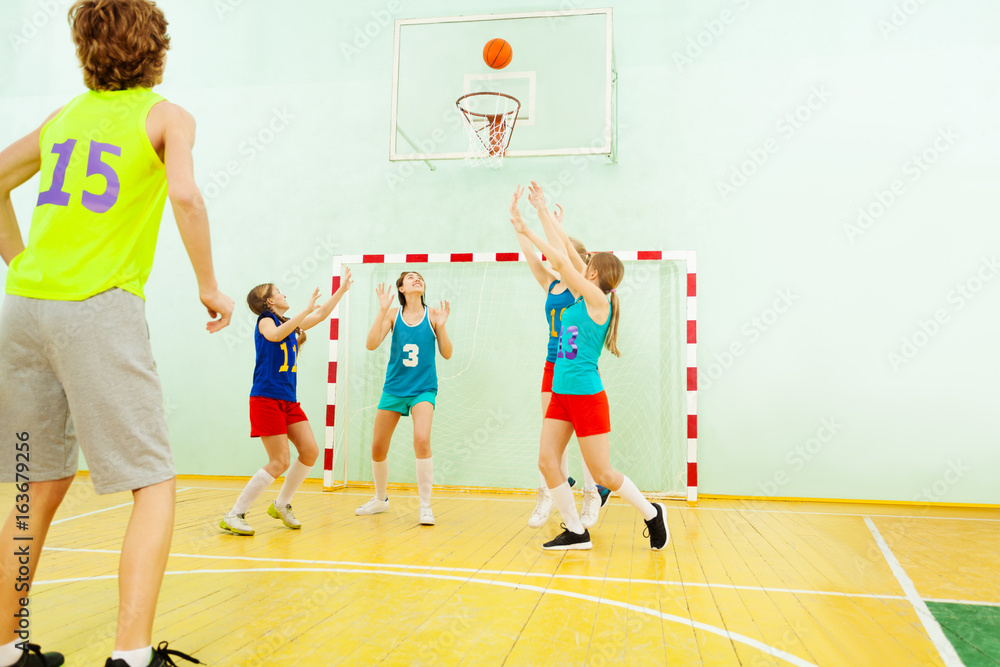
top-left (863, 516), bottom-right (964, 666)
top-left (32, 566), bottom-right (816, 667)
top-left (184, 485), bottom-right (1000, 521)
top-left (50, 487), bottom-right (192, 525)
top-left (42, 546), bottom-right (1000, 609)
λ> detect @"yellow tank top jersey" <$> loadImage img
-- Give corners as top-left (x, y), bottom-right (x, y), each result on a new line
top-left (6, 88), bottom-right (168, 301)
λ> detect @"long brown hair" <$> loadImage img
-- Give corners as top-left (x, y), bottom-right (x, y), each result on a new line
top-left (587, 253), bottom-right (624, 357)
top-left (247, 283), bottom-right (306, 346)
top-left (69, 0), bottom-right (170, 91)
top-left (396, 271), bottom-right (427, 308)
top-left (568, 236), bottom-right (589, 265)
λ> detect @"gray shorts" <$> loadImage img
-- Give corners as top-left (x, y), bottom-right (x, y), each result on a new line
top-left (0, 289), bottom-right (174, 494)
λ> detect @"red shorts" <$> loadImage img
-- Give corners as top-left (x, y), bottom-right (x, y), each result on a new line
top-left (249, 396), bottom-right (308, 437)
top-left (544, 391), bottom-right (611, 437)
top-left (541, 361), bottom-right (555, 393)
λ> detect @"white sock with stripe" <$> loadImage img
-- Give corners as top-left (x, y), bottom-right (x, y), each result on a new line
top-left (416, 457), bottom-right (433, 507)
top-left (548, 481), bottom-right (585, 534)
top-left (372, 459), bottom-right (389, 500)
top-left (275, 459), bottom-right (312, 507)
top-left (231, 469), bottom-right (275, 515)
top-left (615, 476), bottom-right (657, 521)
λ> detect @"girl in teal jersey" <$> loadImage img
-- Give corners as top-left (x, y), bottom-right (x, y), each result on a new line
top-left (355, 271), bottom-right (452, 525)
top-left (510, 186), bottom-right (669, 552)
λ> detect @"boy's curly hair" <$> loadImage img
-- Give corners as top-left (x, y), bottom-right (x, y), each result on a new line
top-left (69, 0), bottom-right (170, 91)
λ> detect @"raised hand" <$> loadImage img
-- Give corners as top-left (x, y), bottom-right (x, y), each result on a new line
top-left (337, 266), bottom-right (354, 294)
top-left (307, 287), bottom-right (322, 311)
top-left (527, 180), bottom-right (547, 211)
top-left (376, 282), bottom-right (395, 310)
top-left (434, 300), bottom-right (451, 327)
top-left (553, 204), bottom-right (565, 226)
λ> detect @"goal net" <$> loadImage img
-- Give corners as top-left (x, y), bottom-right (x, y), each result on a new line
top-left (325, 252), bottom-right (696, 499)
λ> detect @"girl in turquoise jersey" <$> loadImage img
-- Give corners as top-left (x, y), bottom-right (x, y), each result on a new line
top-left (355, 271), bottom-right (452, 526)
top-left (510, 185), bottom-right (669, 552)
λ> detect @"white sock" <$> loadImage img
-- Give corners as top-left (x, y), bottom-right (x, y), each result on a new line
top-left (616, 476), bottom-right (656, 521)
top-left (372, 459), bottom-right (389, 500)
top-left (231, 469), bottom-right (275, 515)
top-left (275, 459), bottom-right (312, 507)
top-left (0, 640), bottom-right (22, 667)
top-left (111, 646), bottom-right (152, 667)
top-left (548, 481), bottom-right (584, 534)
top-left (416, 457), bottom-right (433, 507)
top-left (580, 457), bottom-right (597, 491)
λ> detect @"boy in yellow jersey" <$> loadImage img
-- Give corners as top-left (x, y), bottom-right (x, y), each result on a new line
top-left (0, 2), bottom-right (233, 666)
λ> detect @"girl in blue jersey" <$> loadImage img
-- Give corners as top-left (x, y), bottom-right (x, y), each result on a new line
top-left (220, 270), bottom-right (352, 536)
top-left (510, 185), bottom-right (610, 530)
top-left (510, 188), bottom-right (669, 552)
top-left (355, 271), bottom-right (452, 525)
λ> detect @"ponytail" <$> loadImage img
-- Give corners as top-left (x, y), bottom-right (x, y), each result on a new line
top-left (585, 253), bottom-right (625, 357)
top-left (605, 291), bottom-right (621, 357)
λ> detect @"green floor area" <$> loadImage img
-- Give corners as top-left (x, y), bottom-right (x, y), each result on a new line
top-left (928, 601), bottom-right (1000, 666)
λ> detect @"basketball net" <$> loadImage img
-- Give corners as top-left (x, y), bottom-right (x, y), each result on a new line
top-left (456, 92), bottom-right (520, 168)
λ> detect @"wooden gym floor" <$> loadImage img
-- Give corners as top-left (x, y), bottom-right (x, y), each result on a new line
top-left (6, 477), bottom-right (999, 666)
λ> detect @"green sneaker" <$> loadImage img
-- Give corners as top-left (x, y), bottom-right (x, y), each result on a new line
top-left (220, 512), bottom-right (254, 536)
top-left (267, 502), bottom-right (301, 529)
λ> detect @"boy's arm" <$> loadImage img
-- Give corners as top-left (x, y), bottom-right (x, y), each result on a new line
top-left (155, 102), bottom-right (234, 332)
top-left (0, 110), bottom-right (61, 265)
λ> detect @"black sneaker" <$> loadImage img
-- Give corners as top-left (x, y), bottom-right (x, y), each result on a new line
top-left (542, 524), bottom-right (592, 550)
top-left (643, 502), bottom-right (669, 550)
top-left (597, 485), bottom-right (611, 507)
top-left (104, 642), bottom-right (201, 667)
top-left (12, 644), bottom-right (63, 667)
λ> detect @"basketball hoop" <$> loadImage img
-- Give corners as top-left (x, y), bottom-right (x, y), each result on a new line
top-left (456, 92), bottom-right (520, 168)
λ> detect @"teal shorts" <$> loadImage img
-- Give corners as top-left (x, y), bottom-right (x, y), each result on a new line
top-left (377, 391), bottom-right (436, 416)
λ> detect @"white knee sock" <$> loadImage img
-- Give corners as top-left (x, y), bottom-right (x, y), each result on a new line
top-left (416, 457), bottom-right (433, 507)
top-left (548, 481), bottom-right (584, 534)
top-left (372, 459), bottom-right (389, 500)
top-left (0, 639), bottom-right (22, 667)
top-left (231, 469), bottom-right (275, 515)
top-left (112, 646), bottom-right (152, 667)
top-left (275, 459), bottom-right (312, 507)
top-left (580, 457), bottom-right (597, 491)
top-left (615, 475), bottom-right (656, 521)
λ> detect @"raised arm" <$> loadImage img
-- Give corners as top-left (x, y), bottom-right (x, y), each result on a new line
top-left (529, 182), bottom-right (586, 274)
top-left (366, 283), bottom-right (396, 350)
top-left (511, 186), bottom-right (557, 289)
top-left (431, 300), bottom-right (453, 359)
top-left (510, 211), bottom-right (609, 320)
top-left (0, 110), bottom-right (61, 265)
top-left (153, 101), bottom-right (234, 332)
top-left (301, 266), bottom-right (353, 331)
top-left (259, 288), bottom-right (320, 342)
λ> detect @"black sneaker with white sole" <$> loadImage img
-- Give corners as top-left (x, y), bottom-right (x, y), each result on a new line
top-left (104, 642), bottom-right (201, 667)
top-left (542, 524), bottom-right (592, 550)
top-left (643, 502), bottom-right (669, 550)
top-left (11, 644), bottom-right (63, 667)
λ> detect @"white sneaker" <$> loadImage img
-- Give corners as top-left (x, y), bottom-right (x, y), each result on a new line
top-left (268, 502), bottom-right (301, 529)
top-left (580, 488), bottom-right (601, 529)
top-left (528, 487), bottom-right (552, 528)
top-left (419, 505), bottom-right (435, 525)
top-left (356, 496), bottom-right (389, 516)
top-left (220, 512), bottom-right (254, 536)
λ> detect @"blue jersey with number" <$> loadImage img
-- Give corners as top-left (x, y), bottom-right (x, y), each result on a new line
top-left (544, 280), bottom-right (576, 364)
top-left (250, 312), bottom-right (298, 402)
top-left (383, 307), bottom-right (438, 397)
top-left (552, 296), bottom-right (612, 395)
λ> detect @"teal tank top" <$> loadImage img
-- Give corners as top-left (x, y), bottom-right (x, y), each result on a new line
top-left (383, 307), bottom-right (438, 396)
top-left (551, 296), bottom-right (612, 395)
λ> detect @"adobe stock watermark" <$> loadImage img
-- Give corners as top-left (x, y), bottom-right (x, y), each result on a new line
top-left (339, 1), bottom-right (403, 63)
top-left (201, 107), bottom-right (296, 202)
top-left (757, 418), bottom-right (844, 497)
top-left (878, 0), bottom-right (932, 38)
top-left (673, 0), bottom-right (754, 73)
top-left (716, 85), bottom-right (833, 201)
top-left (843, 127), bottom-right (957, 243)
top-left (699, 289), bottom-right (798, 390)
top-left (887, 255), bottom-right (998, 371)
top-left (7, 0), bottom-right (73, 53)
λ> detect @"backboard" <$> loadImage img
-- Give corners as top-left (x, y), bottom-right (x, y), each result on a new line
top-left (390, 8), bottom-right (615, 161)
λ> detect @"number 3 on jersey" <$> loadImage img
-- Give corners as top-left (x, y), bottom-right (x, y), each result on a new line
top-left (402, 343), bottom-right (419, 367)
top-left (557, 326), bottom-right (579, 360)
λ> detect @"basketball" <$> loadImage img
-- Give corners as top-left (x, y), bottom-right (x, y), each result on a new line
top-left (483, 38), bottom-right (512, 69)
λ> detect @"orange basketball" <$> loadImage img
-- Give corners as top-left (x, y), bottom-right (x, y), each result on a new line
top-left (483, 38), bottom-right (512, 69)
